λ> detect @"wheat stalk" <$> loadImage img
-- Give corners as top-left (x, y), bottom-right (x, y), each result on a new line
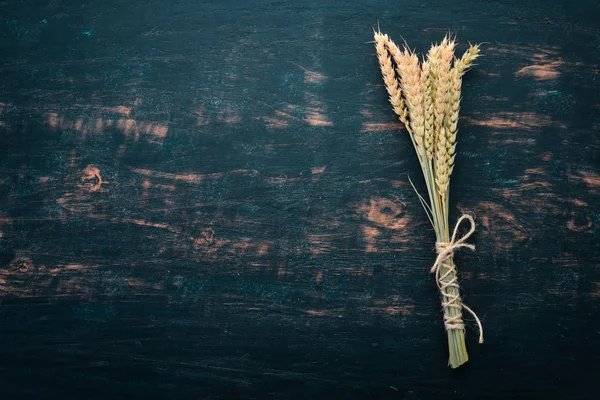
top-left (374, 30), bottom-right (483, 368)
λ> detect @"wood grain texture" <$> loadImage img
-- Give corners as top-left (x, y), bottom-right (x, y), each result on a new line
top-left (0, 0), bottom-right (599, 398)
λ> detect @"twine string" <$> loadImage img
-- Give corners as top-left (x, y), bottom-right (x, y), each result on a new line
top-left (430, 214), bottom-right (484, 344)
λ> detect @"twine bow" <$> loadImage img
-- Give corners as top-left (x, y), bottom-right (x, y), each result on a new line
top-left (431, 214), bottom-right (484, 344)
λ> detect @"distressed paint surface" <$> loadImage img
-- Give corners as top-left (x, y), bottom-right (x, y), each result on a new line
top-left (0, 0), bottom-right (599, 398)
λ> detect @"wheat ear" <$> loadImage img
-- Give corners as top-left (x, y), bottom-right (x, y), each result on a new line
top-left (433, 36), bottom-right (456, 198)
top-left (373, 32), bottom-right (410, 130)
top-left (444, 66), bottom-right (462, 179)
top-left (444, 43), bottom-right (480, 178)
top-left (396, 48), bottom-right (426, 159)
top-left (378, 34), bottom-right (428, 160)
top-left (422, 61), bottom-right (435, 161)
top-left (383, 35), bottom-right (425, 155)
top-left (455, 44), bottom-right (481, 77)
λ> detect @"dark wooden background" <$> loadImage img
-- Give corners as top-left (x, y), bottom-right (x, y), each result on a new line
top-left (1, 0), bottom-right (599, 398)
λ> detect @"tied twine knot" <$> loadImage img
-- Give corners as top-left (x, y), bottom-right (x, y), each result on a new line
top-left (430, 214), bottom-right (484, 344)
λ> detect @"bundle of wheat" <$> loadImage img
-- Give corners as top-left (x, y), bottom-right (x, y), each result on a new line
top-left (374, 30), bottom-right (483, 368)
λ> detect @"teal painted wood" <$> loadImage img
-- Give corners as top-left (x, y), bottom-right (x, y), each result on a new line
top-left (0, 0), bottom-right (599, 398)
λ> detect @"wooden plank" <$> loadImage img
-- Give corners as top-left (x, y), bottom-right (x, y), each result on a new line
top-left (0, 0), bottom-right (599, 397)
